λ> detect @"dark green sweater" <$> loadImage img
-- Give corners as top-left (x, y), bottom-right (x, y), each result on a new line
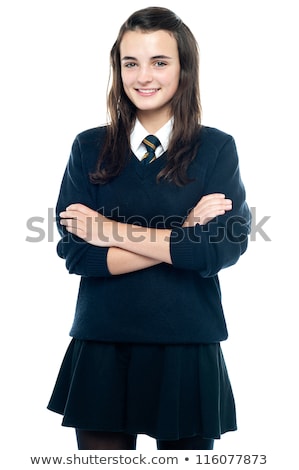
top-left (56, 125), bottom-right (251, 344)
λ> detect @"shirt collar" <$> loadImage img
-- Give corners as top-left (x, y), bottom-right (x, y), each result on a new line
top-left (130, 118), bottom-right (173, 159)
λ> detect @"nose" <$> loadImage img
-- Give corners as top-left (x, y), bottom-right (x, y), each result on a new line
top-left (137, 65), bottom-right (153, 83)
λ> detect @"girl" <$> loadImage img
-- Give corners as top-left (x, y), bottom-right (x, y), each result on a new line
top-left (48, 6), bottom-right (251, 450)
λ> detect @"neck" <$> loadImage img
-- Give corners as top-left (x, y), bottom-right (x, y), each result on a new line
top-left (137, 110), bottom-right (171, 134)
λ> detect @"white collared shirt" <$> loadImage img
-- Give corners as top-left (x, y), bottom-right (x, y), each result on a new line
top-left (130, 118), bottom-right (173, 161)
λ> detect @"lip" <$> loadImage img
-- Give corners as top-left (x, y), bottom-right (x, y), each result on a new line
top-left (136, 88), bottom-right (160, 96)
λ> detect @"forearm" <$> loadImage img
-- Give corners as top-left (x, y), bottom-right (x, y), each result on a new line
top-left (110, 194), bottom-right (232, 261)
top-left (113, 222), bottom-right (172, 264)
top-left (59, 193), bottom-right (235, 271)
top-left (107, 246), bottom-right (161, 275)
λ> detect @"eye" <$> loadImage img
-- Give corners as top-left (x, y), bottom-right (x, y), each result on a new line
top-left (123, 62), bottom-right (137, 68)
top-left (154, 61), bottom-right (167, 67)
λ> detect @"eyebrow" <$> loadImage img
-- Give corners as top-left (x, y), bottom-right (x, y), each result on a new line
top-left (121, 55), bottom-right (173, 61)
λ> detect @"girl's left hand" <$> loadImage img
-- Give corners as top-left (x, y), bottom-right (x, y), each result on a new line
top-left (59, 203), bottom-right (114, 246)
top-left (183, 193), bottom-right (232, 227)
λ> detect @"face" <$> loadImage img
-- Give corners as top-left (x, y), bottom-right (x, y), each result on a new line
top-left (120, 29), bottom-right (180, 125)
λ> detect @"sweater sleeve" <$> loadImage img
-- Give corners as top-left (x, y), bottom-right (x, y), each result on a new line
top-left (56, 135), bottom-right (111, 277)
top-left (170, 135), bottom-right (251, 277)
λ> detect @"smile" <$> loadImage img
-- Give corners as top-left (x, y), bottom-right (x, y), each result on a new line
top-left (136, 88), bottom-right (160, 95)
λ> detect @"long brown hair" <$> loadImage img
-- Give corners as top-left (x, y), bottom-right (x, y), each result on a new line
top-left (90, 6), bottom-right (202, 186)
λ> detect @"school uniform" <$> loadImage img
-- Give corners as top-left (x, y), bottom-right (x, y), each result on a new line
top-left (47, 121), bottom-right (251, 441)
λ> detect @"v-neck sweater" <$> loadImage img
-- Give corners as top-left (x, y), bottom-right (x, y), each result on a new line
top-left (56, 125), bottom-right (251, 344)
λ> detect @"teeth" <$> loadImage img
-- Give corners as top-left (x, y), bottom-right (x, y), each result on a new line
top-left (139, 89), bottom-right (157, 93)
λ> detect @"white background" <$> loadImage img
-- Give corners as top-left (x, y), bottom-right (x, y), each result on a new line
top-left (1, 0), bottom-right (298, 467)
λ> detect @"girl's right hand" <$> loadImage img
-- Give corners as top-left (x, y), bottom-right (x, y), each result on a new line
top-left (183, 193), bottom-right (232, 227)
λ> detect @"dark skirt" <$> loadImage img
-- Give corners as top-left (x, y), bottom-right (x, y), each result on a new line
top-left (47, 339), bottom-right (237, 441)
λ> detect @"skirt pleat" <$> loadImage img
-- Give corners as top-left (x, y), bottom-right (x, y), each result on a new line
top-left (47, 339), bottom-right (237, 440)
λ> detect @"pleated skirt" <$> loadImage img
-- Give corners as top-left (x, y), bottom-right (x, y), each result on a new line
top-left (47, 339), bottom-right (237, 441)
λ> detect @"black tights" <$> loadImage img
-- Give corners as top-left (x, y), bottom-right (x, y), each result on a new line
top-left (76, 430), bottom-right (137, 450)
top-left (157, 435), bottom-right (214, 450)
top-left (76, 430), bottom-right (214, 450)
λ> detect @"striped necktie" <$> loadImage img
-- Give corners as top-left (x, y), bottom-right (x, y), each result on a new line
top-left (141, 135), bottom-right (161, 164)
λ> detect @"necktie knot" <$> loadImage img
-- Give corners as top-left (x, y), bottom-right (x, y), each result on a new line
top-left (142, 135), bottom-right (161, 164)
